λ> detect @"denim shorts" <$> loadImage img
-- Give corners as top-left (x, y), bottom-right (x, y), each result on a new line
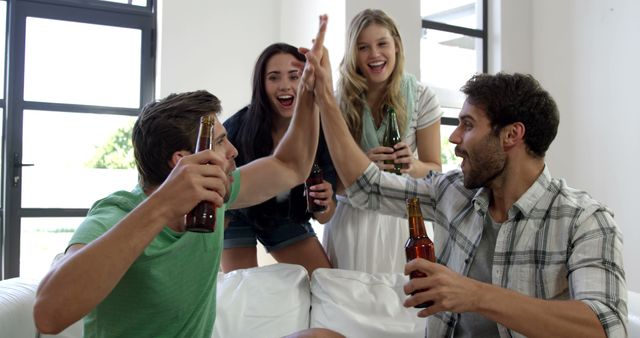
top-left (223, 219), bottom-right (316, 252)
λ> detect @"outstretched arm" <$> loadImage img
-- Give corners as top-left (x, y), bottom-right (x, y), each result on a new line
top-left (303, 35), bottom-right (372, 189)
top-left (230, 15), bottom-right (328, 210)
top-left (34, 150), bottom-right (229, 334)
top-left (392, 121), bottom-right (442, 178)
top-left (404, 208), bottom-right (627, 338)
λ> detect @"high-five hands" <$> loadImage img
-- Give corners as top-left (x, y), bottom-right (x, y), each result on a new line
top-left (297, 15), bottom-right (335, 108)
top-left (292, 14), bottom-right (328, 93)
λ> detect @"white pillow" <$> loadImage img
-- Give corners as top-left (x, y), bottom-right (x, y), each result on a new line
top-left (0, 277), bottom-right (83, 338)
top-left (629, 290), bottom-right (640, 338)
top-left (213, 263), bottom-right (310, 338)
top-left (310, 268), bottom-right (426, 338)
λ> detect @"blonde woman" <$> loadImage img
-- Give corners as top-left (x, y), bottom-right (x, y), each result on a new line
top-left (323, 9), bottom-right (443, 273)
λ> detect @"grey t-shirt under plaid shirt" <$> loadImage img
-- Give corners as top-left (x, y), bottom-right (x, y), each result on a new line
top-left (346, 163), bottom-right (627, 338)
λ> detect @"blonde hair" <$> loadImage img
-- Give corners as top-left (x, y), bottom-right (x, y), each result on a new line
top-left (338, 9), bottom-right (407, 143)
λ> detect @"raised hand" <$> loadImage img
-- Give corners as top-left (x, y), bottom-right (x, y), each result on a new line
top-left (301, 16), bottom-right (335, 107)
top-left (292, 14), bottom-right (328, 92)
top-left (309, 14), bottom-right (328, 62)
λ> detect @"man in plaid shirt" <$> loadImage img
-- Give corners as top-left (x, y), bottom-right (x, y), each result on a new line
top-left (305, 46), bottom-right (626, 337)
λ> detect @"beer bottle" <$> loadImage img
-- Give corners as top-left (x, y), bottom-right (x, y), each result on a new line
top-left (185, 115), bottom-right (217, 232)
top-left (405, 197), bottom-right (435, 308)
top-left (383, 106), bottom-right (402, 175)
top-left (305, 162), bottom-right (327, 213)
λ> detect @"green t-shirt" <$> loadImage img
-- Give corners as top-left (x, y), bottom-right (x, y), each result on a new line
top-left (69, 169), bottom-right (241, 338)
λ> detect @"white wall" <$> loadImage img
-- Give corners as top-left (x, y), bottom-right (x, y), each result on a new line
top-left (158, 0), bottom-right (280, 119)
top-left (158, 0), bottom-right (418, 117)
top-left (159, 0), bottom-right (640, 291)
top-left (489, 0), bottom-right (532, 74)
top-left (280, 0), bottom-right (345, 82)
top-left (495, 0), bottom-right (640, 292)
top-left (346, 0), bottom-right (421, 76)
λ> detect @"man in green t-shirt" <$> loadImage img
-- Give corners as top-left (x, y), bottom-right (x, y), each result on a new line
top-left (33, 16), bottom-right (329, 338)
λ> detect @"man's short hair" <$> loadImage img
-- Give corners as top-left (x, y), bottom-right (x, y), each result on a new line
top-left (461, 72), bottom-right (559, 157)
top-left (132, 90), bottom-right (221, 190)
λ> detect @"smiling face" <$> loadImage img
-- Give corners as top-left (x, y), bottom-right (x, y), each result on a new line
top-left (355, 23), bottom-right (397, 87)
top-left (264, 52), bottom-right (300, 120)
top-left (449, 101), bottom-right (507, 189)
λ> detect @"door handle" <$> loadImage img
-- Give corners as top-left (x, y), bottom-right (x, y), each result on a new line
top-left (13, 153), bottom-right (34, 186)
top-left (13, 153), bottom-right (34, 167)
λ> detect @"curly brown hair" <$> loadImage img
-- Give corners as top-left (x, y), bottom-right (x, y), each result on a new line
top-left (461, 73), bottom-right (559, 157)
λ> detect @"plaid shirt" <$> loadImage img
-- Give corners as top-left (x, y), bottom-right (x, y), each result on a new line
top-left (346, 163), bottom-right (627, 338)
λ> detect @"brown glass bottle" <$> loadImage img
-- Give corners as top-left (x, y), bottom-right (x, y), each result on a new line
top-left (185, 115), bottom-right (217, 233)
top-left (305, 162), bottom-right (327, 213)
top-left (383, 106), bottom-right (402, 175)
top-left (405, 197), bottom-right (435, 308)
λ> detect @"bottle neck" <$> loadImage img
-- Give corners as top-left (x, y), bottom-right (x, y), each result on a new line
top-left (308, 163), bottom-right (323, 179)
top-left (195, 121), bottom-right (214, 152)
top-left (407, 199), bottom-right (428, 238)
top-left (408, 215), bottom-right (428, 238)
top-left (388, 110), bottom-right (398, 126)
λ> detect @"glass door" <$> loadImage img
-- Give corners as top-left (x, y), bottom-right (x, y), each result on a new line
top-left (2, 0), bottom-right (155, 279)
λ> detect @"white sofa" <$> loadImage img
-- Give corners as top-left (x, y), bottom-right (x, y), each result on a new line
top-left (0, 264), bottom-right (425, 338)
top-left (1, 263), bottom-right (638, 338)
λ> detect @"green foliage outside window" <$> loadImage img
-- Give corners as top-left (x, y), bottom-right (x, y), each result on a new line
top-left (440, 137), bottom-right (459, 167)
top-left (86, 122), bottom-right (136, 169)
top-left (86, 122), bottom-right (460, 170)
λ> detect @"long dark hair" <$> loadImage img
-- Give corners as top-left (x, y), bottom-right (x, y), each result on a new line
top-left (237, 43), bottom-right (305, 161)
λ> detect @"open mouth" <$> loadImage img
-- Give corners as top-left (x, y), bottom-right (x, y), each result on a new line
top-left (277, 95), bottom-right (294, 108)
top-left (455, 148), bottom-right (468, 169)
top-left (368, 61), bottom-right (386, 73)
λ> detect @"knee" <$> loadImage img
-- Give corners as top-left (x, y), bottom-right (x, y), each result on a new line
top-left (283, 328), bottom-right (345, 338)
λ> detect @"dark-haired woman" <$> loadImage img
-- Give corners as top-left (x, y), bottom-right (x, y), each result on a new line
top-left (221, 43), bottom-right (335, 274)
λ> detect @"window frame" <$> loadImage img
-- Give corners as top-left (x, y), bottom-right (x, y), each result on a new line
top-left (421, 0), bottom-right (488, 127)
top-left (1, 0), bottom-right (156, 279)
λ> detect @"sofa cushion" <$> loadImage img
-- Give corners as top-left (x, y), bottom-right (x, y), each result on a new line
top-left (310, 268), bottom-right (426, 338)
top-left (213, 263), bottom-right (310, 338)
top-left (629, 290), bottom-right (640, 338)
top-left (0, 277), bottom-right (82, 338)
top-left (0, 277), bottom-right (40, 338)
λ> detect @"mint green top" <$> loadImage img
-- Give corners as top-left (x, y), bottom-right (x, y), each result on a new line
top-left (69, 169), bottom-right (241, 338)
top-left (360, 73), bottom-right (417, 151)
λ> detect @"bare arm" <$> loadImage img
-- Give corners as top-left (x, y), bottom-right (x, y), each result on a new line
top-left (404, 259), bottom-right (607, 338)
top-left (230, 16), bottom-right (327, 210)
top-left (388, 123), bottom-right (442, 178)
top-left (477, 285), bottom-right (605, 338)
top-left (230, 89), bottom-right (318, 209)
top-left (407, 121), bottom-right (442, 177)
top-left (318, 90), bottom-right (370, 188)
top-left (33, 151), bottom-right (229, 334)
top-left (303, 44), bottom-right (371, 189)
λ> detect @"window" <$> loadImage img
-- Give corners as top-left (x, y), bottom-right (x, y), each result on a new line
top-left (1, 0), bottom-right (155, 280)
top-left (420, 0), bottom-right (487, 172)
